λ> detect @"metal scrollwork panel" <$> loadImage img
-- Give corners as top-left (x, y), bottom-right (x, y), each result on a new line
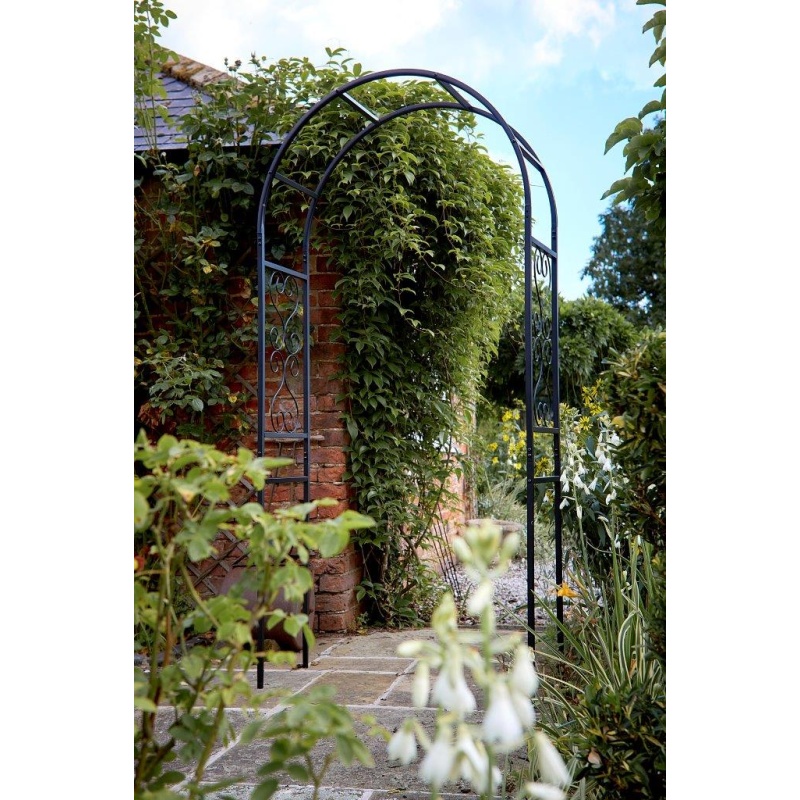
top-left (265, 270), bottom-right (307, 434)
top-left (531, 245), bottom-right (555, 428)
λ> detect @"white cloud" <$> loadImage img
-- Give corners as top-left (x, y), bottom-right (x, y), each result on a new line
top-left (277, 0), bottom-right (460, 58)
top-left (530, 0), bottom-right (616, 41)
top-left (525, 0), bottom-right (617, 69)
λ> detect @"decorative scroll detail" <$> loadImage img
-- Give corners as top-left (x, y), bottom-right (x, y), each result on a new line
top-left (265, 271), bottom-right (305, 433)
top-left (531, 245), bottom-right (555, 427)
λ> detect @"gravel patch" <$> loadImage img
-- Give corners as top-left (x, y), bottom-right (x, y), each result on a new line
top-left (448, 557), bottom-right (559, 627)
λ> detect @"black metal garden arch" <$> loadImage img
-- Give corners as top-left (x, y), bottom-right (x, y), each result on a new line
top-left (255, 68), bottom-right (563, 682)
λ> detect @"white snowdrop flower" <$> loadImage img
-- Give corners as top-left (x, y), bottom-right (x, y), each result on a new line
top-left (454, 725), bottom-right (488, 784)
top-left (467, 580), bottom-right (493, 616)
top-left (533, 730), bottom-right (571, 787)
top-left (419, 730), bottom-right (456, 789)
top-left (452, 536), bottom-right (473, 565)
top-left (482, 681), bottom-right (524, 750)
top-left (524, 781), bottom-right (565, 800)
top-left (575, 504), bottom-right (583, 520)
top-left (559, 497), bottom-right (569, 510)
top-left (510, 645), bottom-right (539, 697)
top-left (588, 477), bottom-right (598, 491)
top-left (387, 722), bottom-right (418, 765)
top-left (499, 531), bottom-right (521, 562)
top-left (431, 664), bottom-right (476, 716)
top-left (397, 640), bottom-right (423, 658)
top-left (510, 687), bottom-right (536, 728)
top-left (412, 660), bottom-right (430, 708)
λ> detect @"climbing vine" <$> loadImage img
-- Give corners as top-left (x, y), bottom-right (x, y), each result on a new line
top-left (134, 21), bottom-right (523, 625)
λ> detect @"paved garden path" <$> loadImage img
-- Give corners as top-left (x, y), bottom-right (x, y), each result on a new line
top-left (182, 627), bottom-right (537, 800)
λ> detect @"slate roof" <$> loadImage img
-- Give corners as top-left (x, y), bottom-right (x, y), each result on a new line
top-left (134, 55), bottom-right (280, 153)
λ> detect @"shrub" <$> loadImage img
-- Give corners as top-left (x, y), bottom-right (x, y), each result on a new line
top-left (603, 328), bottom-right (666, 554)
top-left (134, 432), bottom-right (374, 798)
top-left (533, 526), bottom-right (666, 800)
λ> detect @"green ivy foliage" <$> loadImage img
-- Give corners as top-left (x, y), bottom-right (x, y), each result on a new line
top-left (135, 32), bottom-right (523, 625)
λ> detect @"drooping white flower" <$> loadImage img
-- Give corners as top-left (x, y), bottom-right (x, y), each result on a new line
top-left (510, 645), bottom-right (539, 697)
top-left (452, 536), bottom-right (473, 565)
top-left (397, 640), bottom-right (423, 658)
top-left (524, 781), bottom-right (566, 800)
top-left (467, 580), bottom-right (493, 616)
top-left (431, 663), bottom-right (476, 716)
top-left (533, 730), bottom-right (571, 787)
top-left (387, 722), bottom-right (418, 765)
top-left (482, 681), bottom-right (524, 751)
top-left (419, 730), bottom-right (456, 789)
top-left (412, 660), bottom-right (430, 708)
top-left (510, 687), bottom-right (536, 729)
top-left (454, 724), bottom-right (488, 784)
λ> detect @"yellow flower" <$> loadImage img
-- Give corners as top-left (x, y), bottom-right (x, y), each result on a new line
top-left (501, 434), bottom-right (510, 443)
top-left (487, 442), bottom-right (498, 451)
top-left (491, 457), bottom-right (499, 465)
top-left (555, 584), bottom-right (579, 599)
top-left (502, 411), bottom-right (513, 422)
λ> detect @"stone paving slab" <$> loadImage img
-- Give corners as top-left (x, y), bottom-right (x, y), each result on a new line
top-left (309, 656), bottom-right (415, 673)
top-left (324, 629), bottom-right (438, 658)
top-left (300, 670), bottom-right (402, 705)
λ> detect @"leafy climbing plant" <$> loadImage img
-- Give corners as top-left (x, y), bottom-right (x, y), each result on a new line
top-left (134, 9), bottom-right (524, 627)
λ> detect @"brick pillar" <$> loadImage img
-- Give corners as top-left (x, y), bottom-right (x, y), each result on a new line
top-left (306, 251), bottom-right (364, 633)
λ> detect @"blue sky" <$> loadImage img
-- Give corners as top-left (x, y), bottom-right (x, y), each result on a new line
top-left (158, 0), bottom-right (662, 300)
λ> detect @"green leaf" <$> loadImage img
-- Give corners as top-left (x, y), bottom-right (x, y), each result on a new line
top-left (317, 527), bottom-right (349, 558)
top-left (604, 118), bottom-right (642, 154)
top-left (638, 100), bottom-right (663, 119)
top-left (346, 417), bottom-right (359, 441)
top-left (252, 778), bottom-right (279, 800)
top-left (134, 696), bottom-right (158, 712)
top-left (134, 491), bottom-right (150, 530)
top-left (601, 177), bottom-right (632, 202)
top-left (649, 39), bottom-right (666, 68)
top-left (286, 763), bottom-right (310, 782)
top-left (189, 396), bottom-right (204, 412)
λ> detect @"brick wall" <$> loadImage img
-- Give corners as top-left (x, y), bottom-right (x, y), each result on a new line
top-left (167, 242), bottom-right (472, 634)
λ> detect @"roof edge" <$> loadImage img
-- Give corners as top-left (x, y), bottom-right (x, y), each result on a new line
top-left (161, 54), bottom-right (233, 89)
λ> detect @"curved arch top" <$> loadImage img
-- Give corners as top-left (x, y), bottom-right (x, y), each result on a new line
top-left (255, 68), bottom-right (563, 668)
